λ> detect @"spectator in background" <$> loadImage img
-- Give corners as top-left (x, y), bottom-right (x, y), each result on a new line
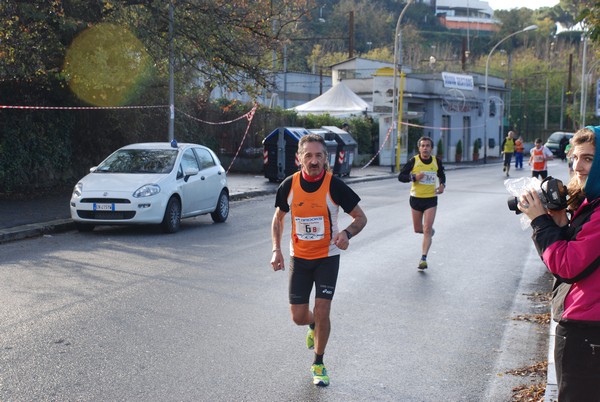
top-left (565, 138), bottom-right (574, 177)
top-left (514, 134), bottom-right (524, 170)
top-left (559, 135), bottom-right (570, 161)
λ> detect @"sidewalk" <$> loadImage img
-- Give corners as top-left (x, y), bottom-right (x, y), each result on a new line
top-left (0, 165), bottom-right (397, 243)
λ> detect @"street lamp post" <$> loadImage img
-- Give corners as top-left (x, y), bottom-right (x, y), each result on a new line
top-left (483, 25), bottom-right (538, 163)
top-left (581, 54), bottom-right (600, 127)
top-left (392, 0), bottom-right (413, 172)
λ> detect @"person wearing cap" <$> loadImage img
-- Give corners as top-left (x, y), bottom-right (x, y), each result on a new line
top-left (518, 126), bottom-right (600, 401)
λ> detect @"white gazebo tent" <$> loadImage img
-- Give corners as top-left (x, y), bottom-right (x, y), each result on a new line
top-left (291, 81), bottom-right (370, 116)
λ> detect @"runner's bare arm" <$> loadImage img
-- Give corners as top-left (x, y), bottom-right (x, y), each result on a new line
top-left (270, 208), bottom-right (286, 271)
top-left (334, 204), bottom-right (367, 250)
top-left (346, 204), bottom-right (367, 236)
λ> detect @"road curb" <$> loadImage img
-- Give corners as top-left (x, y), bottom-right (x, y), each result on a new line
top-left (0, 219), bottom-right (76, 244)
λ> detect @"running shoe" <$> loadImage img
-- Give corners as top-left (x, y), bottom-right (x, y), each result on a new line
top-left (311, 364), bottom-right (330, 386)
top-left (503, 166), bottom-right (506, 172)
top-left (418, 260), bottom-right (428, 270)
top-left (306, 326), bottom-right (315, 350)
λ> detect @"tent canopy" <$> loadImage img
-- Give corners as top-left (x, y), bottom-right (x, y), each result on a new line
top-left (291, 81), bottom-right (371, 116)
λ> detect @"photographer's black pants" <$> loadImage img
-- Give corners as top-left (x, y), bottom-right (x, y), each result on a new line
top-left (555, 323), bottom-right (600, 402)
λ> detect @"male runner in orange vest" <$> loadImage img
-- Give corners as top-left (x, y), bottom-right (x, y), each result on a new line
top-left (529, 137), bottom-right (554, 179)
top-left (270, 134), bottom-right (367, 387)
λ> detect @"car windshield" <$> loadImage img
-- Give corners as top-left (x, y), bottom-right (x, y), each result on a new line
top-left (95, 149), bottom-right (178, 173)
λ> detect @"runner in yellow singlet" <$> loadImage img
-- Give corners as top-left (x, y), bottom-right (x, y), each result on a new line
top-left (398, 136), bottom-right (446, 270)
top-left (502, 131), bottom-right (516, 177)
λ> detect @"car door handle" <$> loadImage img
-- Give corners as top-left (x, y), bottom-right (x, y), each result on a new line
top-left (201, 176), bottom-right (206, 180)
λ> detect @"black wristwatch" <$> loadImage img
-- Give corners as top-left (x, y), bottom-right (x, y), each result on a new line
top-left (343, 229), bottom-right (353, 240)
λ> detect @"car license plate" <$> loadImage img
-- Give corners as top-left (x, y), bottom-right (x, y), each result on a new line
top-left (94, 203), bottom-right (115, 211)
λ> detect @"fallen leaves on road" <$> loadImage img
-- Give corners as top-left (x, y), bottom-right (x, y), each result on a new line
top-left (511, 383), bottom-right (546, 401)
top-left (512, 313), bottom-right (551, 325)
top-left (524, 291), bottom-right (551, 303)
top-left (507, 361), bottom-right (548, 401)
top-left (506, 361), bottom-right (548, 377)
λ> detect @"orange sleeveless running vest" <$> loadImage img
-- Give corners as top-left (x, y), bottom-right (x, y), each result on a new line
top-left (288, 171), bottom-right (340, 259)
top-left (531, 147), bottom-right (547, 171)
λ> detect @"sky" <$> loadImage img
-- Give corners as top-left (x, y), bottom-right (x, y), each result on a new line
top-left (486, 0), bottom-right (559, 11)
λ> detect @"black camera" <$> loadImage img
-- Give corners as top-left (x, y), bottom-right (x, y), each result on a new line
top-left (507, 176), bottom-right (568, 214)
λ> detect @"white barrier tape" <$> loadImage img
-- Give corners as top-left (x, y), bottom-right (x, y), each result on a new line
top-left (178, 107), bottom-right (255, 125)
top-left (226, 104), bottom-right (258, 173)
top-left (0, 104), bottom-right (169, 110)
top-left (361, 125), bottom-right (393, 169)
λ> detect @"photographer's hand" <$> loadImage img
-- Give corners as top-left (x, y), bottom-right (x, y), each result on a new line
top-left (548, 209), bottom-right (568, 227)
top-left (518, 190), bottom-right (547, 220)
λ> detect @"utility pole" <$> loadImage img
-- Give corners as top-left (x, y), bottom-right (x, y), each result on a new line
top-left (348, 11), bottom-right (354, 58)
top-left (168, 1), bottom-right (175, 142)
top-left (567, 54), bottom-right (573, 130)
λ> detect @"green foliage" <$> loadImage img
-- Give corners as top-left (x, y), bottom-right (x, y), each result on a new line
top-left (436, 138), bottom-right (443, 158)
top-left (455, 140), bottom-right (463, 155)
top-left (0, 0), bottom-right (591, 192)
top-left (473, 138), bottom-right (481, 154)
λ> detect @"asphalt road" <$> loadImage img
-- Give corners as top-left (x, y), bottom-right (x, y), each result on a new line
top-left (0, 164), bottom-right (558, 401)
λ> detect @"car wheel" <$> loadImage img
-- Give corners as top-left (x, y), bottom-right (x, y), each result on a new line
top-left (211, 190), bottom-right (229, 223)
top-left (76, 223), bottom-right (95, 232)
top-left (161, 196), bottom-right (181, 233)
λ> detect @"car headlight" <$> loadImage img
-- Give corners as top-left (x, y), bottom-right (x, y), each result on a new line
top-left (133, 184), bottom-right (161, 198)
top-left (73, 182), bottom-right (83, 197)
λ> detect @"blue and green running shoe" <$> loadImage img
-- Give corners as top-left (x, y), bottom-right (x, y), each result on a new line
top-left (306, 326), bottom-right (315, 350)
top-left (310, 364), bottom-right (329, 386)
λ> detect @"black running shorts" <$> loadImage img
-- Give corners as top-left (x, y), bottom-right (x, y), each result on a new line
top-left (289, 255), bottom-right (340, 304)
top-left (409, 196), bottom-right (438, 213)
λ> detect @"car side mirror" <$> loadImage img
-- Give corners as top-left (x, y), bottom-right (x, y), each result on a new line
top-left (183, 167), bottom-right (199, 182)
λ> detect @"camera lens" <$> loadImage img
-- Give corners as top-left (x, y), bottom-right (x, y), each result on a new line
top-left (507, 196), bottom-right (522, 215)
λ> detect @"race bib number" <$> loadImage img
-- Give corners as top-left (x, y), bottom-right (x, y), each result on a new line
top-left (421, 171), bottom-right (437, 185)
top-left (294, 216), bottom-right (325, 241)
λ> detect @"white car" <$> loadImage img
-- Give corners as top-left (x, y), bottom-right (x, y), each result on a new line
top-left (70, 142), bottom-right (229, 233)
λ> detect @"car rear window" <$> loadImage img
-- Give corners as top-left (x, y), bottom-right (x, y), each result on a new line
top-left (95, 149), bottom-right (178, 173)
top-left (547, 133), bottom-right (563, 142)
